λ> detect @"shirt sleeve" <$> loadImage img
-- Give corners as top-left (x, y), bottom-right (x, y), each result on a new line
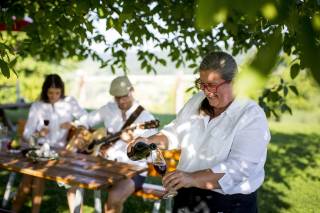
top-left (67, 96), bottom-right (87, 119)
top-left (161, 92), bottom-right (205, 150)
top-left (76, 105), bottom-right (108, 128)
top-left (160, 119), bottom-right (180, 150)
top-left (23, 103), bottom-right (41, 141)
top-left (211, 105), bottom-right (271, 194)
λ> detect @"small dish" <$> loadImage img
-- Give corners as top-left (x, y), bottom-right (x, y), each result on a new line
top-left (25, 148), bottom-right (59, 162)
top-left (8, 149), bottom-right (21, 154)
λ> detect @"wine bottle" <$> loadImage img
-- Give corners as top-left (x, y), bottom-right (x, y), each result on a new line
top-left (127, 141), bottom-right (157, 161)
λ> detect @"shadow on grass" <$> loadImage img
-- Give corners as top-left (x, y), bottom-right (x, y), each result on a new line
top-left (259, 131), bottom-right (320, 212)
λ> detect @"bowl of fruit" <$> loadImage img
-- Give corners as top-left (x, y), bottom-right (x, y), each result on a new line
top-left (7, 139), bottom-right (21, 154)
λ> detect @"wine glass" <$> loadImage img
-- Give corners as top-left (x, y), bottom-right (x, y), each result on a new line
top-left (44, 119), bottom-right (50, 126)
top-left (40, 117), bottom-right (50, 146)
top-left (151, 148), bottom-right (178, 199)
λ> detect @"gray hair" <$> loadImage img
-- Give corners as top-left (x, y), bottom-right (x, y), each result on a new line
top-left (199, 52), bottom-right (238, 81)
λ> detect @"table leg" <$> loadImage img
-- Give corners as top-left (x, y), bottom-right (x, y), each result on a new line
top-left (165, 197), bottom-right (173, 213)
top-left (1, 172), bottom-right (16, 207)
top-left (73, 188), bottom-right (84, 213)
top-left (152, 199), bottom-right (161, 213)
top-left (94, 190), bottom-right (102, 213)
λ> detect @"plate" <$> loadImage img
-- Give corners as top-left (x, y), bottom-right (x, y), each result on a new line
top-left (24, 148), bottom-right (59, 162)
top-left (8, 149), bottom-right (21, 154)
top-left (32, 156), bottom-right (57, 162)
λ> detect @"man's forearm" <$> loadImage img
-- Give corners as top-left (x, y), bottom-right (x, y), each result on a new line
top-left (147, 132), bottom-right (169, 149)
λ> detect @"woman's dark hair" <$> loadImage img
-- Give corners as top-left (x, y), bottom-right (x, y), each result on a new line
top-left (40, 74), bottom-right (65, 102)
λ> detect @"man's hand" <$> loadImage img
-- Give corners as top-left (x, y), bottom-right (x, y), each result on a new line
top-left (120, 129), bottom-right (134, 142)
top-left (60, 122), bottom-right (72, 130)
top-left (39, 127), bottom-right (49, 137)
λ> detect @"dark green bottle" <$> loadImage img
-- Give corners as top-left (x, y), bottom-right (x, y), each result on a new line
top-left (127, 142), bottom-right (157, 161)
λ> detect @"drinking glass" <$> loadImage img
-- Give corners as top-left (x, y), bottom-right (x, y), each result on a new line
top-left (44, 119), bottom-right (50, 126)
top-left (151, 148), bottom-right (178, 199)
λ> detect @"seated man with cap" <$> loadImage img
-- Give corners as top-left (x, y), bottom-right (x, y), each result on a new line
top-left (67, 75), bottom-right (158, 213)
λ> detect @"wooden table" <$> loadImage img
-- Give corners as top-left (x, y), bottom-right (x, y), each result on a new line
top-left (0, 149), bottom-right (147, 212)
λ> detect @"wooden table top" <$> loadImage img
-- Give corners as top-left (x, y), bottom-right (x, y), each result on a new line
top-left (0, 149), bottom-right (147, 190)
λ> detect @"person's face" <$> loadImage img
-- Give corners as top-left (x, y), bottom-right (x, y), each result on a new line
top-left (199, 70), bottom-right (233, 109)
top-left (47, 87), bottom-right (62, 104)
top-left (114, 92), bottom-right (134, 111)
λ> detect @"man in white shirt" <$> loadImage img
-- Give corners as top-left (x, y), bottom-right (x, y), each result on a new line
top-left (70, 76), bottom-right (157, 213)
top-left (129, 52), bottom-right (270, 213)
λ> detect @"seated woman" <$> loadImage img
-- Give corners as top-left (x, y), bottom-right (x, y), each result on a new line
top-left (12, 74), bottom-right (87, 213)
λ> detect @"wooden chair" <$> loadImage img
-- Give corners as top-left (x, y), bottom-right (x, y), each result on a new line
top-left (133, 150), bottom-right (180, 213)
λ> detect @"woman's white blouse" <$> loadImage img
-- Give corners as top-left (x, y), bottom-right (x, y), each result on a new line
top-left (23, 96), bottom-right (87, 148)
top-left (161, 92), bottom-right (271, 195)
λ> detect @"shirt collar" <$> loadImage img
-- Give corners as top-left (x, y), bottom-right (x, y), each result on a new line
top-left (223, 98), bottom-right (245, 119)
top-left (198, 92), bottom-right (242, 120)
top-left (123, 101), bottom-right (140, 118)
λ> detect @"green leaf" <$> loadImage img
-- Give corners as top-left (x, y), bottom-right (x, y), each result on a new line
top-left (283, 86), bottom-right (288, 97)
top-left (176, 60), bottom-right (183, 68)
top-left (113, 19), bottom-right (122, 35)
top-left (111, 65), bottom-right (115, 74)
top-left (297, 16), bottom-right (320, 85)
top-left (281, 104), bottom-right (292, 115)
top-left (290, 63), bottom-right (300, 79)
top-left (196, 0), bottom-right (223, 30)
top-left (289, 85), bottom-right (299, 96)
top-left (9, 57), bottom-right (18, 67)
top-left (107, 18), bottom-right (114, 29)
top-left (141, 60), bottom-right (147, 70)
top-left (0, 59), bottom-right (10, 78)
top-left (271, 109), bottom-right (279, 120)
top-left (251, 29), bottom-right (282, 76)
top-left (188, 63), bottom-right (198, 68)
top-left (269, 91), bottom-right (280, 102)
top-left (158, 59), bottom-right (166, 66)
top-left (98, 7), bottom-right (108, 18)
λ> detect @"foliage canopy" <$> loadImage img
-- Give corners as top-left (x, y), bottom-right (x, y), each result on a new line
top-left (1, 0), bottom-right (320, 118)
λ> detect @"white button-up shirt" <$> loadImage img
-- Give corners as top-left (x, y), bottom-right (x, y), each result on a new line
top-left (77, 101), bottom-right (158, 174)
top-left (161, 92), bottom-right (270, 194)
top-left (23, 96), bottom-right (87, 148)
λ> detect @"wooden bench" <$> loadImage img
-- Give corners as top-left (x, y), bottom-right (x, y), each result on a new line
top-left (134, 150), bottom-right (180, 213)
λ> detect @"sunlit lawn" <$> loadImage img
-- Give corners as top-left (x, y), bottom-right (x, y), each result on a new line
top-left (260, 119), bottom-right (320, 213)
top-left (1, 110), bottom-right (320, 212)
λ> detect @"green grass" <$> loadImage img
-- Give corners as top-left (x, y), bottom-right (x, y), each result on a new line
top-left (259, 120), bottom-right (320, 213)
top-left (1, 110), bottom-right (320, 212)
